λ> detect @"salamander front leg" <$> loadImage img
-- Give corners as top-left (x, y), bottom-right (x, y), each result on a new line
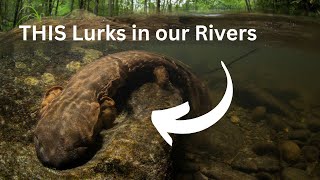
top-left (40, 86), bottom-right (63, 116)
top-left (99, 95), bottom-right (117, 128)
top-left (153, 66), bottom-right (173, 89)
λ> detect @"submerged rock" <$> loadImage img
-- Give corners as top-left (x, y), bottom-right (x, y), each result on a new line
top-left (252, 142), bottom-right (278, 156)
top-left (24, 77), bottom-right (39, 86)
top-left (281, 167), bottom-right (311, 180)
top-left (0, 116), bottom-right (4, 125)
top-left (41, 73), bottom-right (55, 85)
top-left (254, 156), bottom-right (280, 172)
top-left (302, 146), bottom-right (319, 162)
top-left (255, 172), bottom-right (274, 180)
top-left (70, 47), bottom-right (103, 64)
top-left (309, 132), bottom-right (320, 149)
top-left (279, 141), bottom-right (301, 162)
top-left (231, 154), bottom-right (280, 172)
top-left (193, 171), bottom-right (208, 180)
top-left (66, 61), bottom-right (81, 72)
top-left (251, 106), bottom-right (266, 120)
top-left (306, 119), bottom-right (320, 132)
top-left (267, 114), bottom-right (289, 132)
top-left (288, 129), bottom-right (311, 141)
top-left (200, 162), bottom-right (256, 180)
top-left (230, 115), bottom-right (240, 124)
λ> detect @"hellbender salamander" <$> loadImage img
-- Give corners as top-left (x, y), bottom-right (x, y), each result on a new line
top-left (34, 50), bottom-right (212, 169)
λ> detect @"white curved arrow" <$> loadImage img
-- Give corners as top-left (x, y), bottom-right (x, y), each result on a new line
top-left (151, 61), bottom-right (233, 146)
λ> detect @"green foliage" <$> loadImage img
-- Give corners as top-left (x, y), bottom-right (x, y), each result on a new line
top-left (56, 1), bottom-right (73, 16)
top-left (17, 6), bottom-right (43, 26)
top-left (256, 0), bottom-right (320, 15)
top-left (0, 0), bottom-right (319, 31)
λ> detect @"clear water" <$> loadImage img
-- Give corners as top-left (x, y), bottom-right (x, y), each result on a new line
top-left (139, 42), bottom-right (320, 108)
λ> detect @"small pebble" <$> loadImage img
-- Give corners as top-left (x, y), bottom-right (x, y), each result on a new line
top-left (251, 106), bottom-right (266, 120)
top-left (230, 115), bottom-right (240, 124)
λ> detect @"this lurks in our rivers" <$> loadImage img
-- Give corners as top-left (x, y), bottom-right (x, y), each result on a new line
top-left (34, 51), bottom-right (211, 169)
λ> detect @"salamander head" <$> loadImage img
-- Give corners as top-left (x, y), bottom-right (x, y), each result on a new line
top-left (34, 87), bottom-right (115, 169)
top-left (34, 121), bottom-right (94, 169)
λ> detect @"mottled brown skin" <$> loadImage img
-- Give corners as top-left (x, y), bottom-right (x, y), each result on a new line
top-left (34, 51), bottom-right (212, 169)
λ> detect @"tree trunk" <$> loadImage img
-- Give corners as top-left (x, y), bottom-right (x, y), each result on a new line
top-left (55, 0), bottom-right (60, 15)
top-left (0, 0), bottom-right (2, 16)
top-left (244, 0), bottom-right (251, 12)
top-left (144, 0), bottom-right (147, 13)
top-left (162, 0), bottom-right (166, 11)
top-left (108, 0), bottom-right (113, 16)
top-left (1, 0), bottom-right (9, 30)
top-left (47, 0), bottom-right (53, 15)
top-left (185, 0), bottom-right (189, 11)
top-left (13, 0), bottom-right (22, 27)
top-left (94, 0), bottom-right (99, 14)
top-left (131, 0), bottom-right (134, 12)
top-left (79, 0), bottom-right (84, 9)
top-left (156, 0), bottom-right (160, 13)
top-left (195, 0), bottom-right (198, 10)
top-left (0, 0), bottom-right (2, 31)
top-left (87, 0), bottom-right (91, 11)
top-left (101, 0), bottom-right (105, 15)
top-left (4, 0), bottom-right (8, 18)
top-left (114, 0), bottom-right (119, 15)
top-left (70, 0), bottom-right (74, 11)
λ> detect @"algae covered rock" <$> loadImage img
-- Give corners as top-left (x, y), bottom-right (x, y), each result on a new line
top-left (24, 77), bottom-right (39, 86)
top-left (41, 73), bottom-right (55, 85)
top-left (70, 47), bottom-right (103, 64)
top-left (66, 61), bottom-right (81, 72)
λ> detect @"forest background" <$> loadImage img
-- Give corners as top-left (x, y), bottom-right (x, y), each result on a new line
top-left (0, 0), bottom-right (319, 31)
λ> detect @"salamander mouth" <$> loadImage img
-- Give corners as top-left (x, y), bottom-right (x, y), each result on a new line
top-left (34, 135), bottom-right (103, 169)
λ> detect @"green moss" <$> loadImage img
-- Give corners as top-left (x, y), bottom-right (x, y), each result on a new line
top-left (24, 77), bottom-right (39, 86)
top-left (82, 49), bottom-right (103, 64)
top-left (15, 62), bottom-right (27, 69)
top-left (41, 73), bottom-right (55, 85)
top-left (71, 47), bottom-right (103, 64)
top-left (66, 61), bottom-right (81, 72)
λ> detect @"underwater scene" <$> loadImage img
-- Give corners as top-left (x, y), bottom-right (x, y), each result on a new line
top-left (0, 4), bottom-right (320, 180)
